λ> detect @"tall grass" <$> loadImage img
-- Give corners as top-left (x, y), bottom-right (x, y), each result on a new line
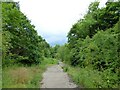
top-left (63, 65), bottom-right (119, 88)
top-left (2, 58), bottom-right (57, 88)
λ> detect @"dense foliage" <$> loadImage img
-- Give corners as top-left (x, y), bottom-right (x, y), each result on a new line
top-left (2, 2), bottom-right (51, 66)
top-left (56, 1), bottom-right (120, 88)
top-left (1, 1), bottom-right (120, 88)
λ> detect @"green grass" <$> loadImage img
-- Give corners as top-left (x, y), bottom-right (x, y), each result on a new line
top-left (63, 65), bottom-right (119, 88)
top-left (0, 32), bottom-right (2, 89)
top-left (0, 67), bottom-right (2, 89)
top-left (2, 58), bottom-right (57, 88)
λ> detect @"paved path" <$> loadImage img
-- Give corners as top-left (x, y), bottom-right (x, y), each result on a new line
top-left (41, 64), bottom-right (77, 88)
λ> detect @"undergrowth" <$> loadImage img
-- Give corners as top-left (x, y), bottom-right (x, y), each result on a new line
top-left (63, 65), bottom-right (119, 88)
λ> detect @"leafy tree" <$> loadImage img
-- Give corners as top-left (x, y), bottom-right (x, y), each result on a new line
top-left (51, 45), bottom-right (60, 58)
top-left (65, 1), bottom-right (120, 87)
top-left (2, 2), bottom-right (51, 66)
top-left (97, 1), bottom-right (120, 30)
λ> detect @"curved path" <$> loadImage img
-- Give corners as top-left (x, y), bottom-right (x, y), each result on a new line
top-left (41, 64), bottom-right (77, 88)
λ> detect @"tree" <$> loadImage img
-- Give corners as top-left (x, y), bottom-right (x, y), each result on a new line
top-left (2, 2), bottom-right (51, 66)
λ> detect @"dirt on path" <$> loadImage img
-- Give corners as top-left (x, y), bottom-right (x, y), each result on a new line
top-left (41, 63), bottom-right (77, 88)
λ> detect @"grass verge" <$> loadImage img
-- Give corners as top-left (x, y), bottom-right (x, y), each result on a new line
top-left (2, 58), bottom-right (57, 88)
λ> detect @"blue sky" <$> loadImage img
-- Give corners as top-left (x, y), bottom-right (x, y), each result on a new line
top-left (14, 0), bottom-right (107, 46)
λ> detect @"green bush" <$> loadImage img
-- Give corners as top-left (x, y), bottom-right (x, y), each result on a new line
top-left (65, 65), bottom-right (118, 88)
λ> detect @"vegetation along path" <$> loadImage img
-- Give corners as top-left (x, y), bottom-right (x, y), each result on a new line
top-left (41, 63), bottom-right (77, 88)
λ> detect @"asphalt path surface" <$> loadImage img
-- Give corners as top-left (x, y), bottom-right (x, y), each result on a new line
top-left (41, 63), bottom-right (77, 88)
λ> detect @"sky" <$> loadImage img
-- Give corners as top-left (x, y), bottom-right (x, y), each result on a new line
top-left (14, 0), bottom-right (107, 46)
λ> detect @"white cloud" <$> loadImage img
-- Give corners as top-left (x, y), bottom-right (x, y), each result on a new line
top-left (14, 0), bottom-right (107, 45)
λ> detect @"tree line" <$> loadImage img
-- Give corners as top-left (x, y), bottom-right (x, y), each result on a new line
top-left (55, 1), bottom-right (120, 87)
top-left (2, 2), bottom-right (52, 66)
